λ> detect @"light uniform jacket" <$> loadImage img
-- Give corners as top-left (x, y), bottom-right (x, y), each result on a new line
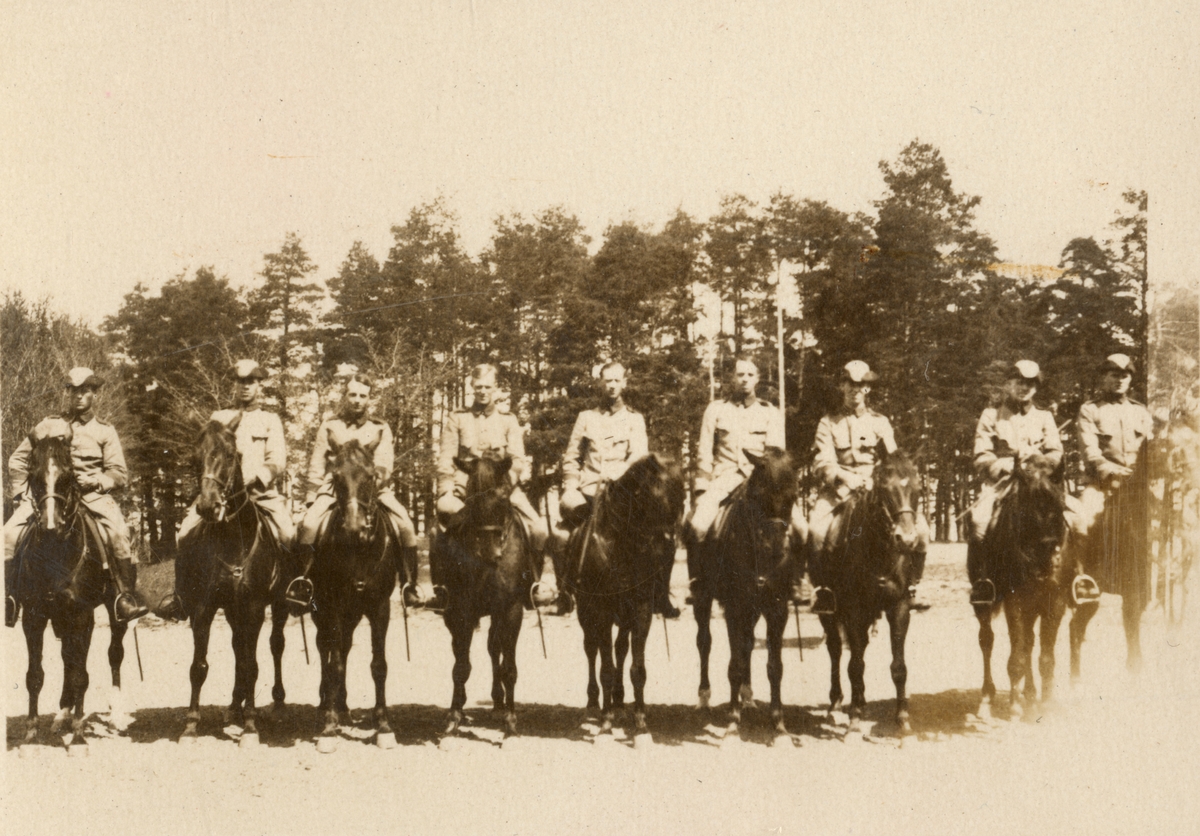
top-left (562, 404), bottom-right (648, 497)
top-left (813, 409), bottom-right (896, 491)
top-left (695, 397), bottom-right (785, 492)
top-left (211, 407), bottom-right (287, 490)
top-left (1076, 396), bottom-right (1153, 484)
top-left (973, 403), bottom-right (1063, 482)
top-left (304, 416), bottom-right (394, 503)
top-left (8, 412), bottom-right (128, 499)
top-left (437, 407), bottom-right (529, 496)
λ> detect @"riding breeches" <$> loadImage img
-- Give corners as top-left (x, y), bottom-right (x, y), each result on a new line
top-left (4, 494), bottom-right (132, 564)
top-left (297, 488), bottom-right (417, 547)
top-left (967, 482), bottom-right (1000, 543)
top-left (177, 488), bottom-right (296, 548)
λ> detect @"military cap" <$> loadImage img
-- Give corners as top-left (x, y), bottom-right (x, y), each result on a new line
top-left (841, 360), bottom-right (878, 383)
top-left (65, 367), bottom-right (104, 389)
top-left (1006, 360), bottom-right (1042, 382)
top-left (1099, 354), bottom-right (1135, 375)
top-left (231, 359), bottom-right (268, 380)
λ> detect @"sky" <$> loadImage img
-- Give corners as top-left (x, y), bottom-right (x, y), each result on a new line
top-left (2, 0), bottom-right (1196, 326)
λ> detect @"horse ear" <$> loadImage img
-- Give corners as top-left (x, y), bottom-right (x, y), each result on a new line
top-left (454, 454), bottom-right (478, 474)
top-left (744, 449), bottom-right (765, 468)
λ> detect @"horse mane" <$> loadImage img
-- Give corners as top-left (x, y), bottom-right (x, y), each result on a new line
top-left (743, 447), bottom-right (798, 519)
top-left (334, 439), bottom-right (374, 470)
top-left (989, 454), bottom-right (1066, 589)
top-left (26, 432), bottom-right (77, 496)
top-left (602, 453), bottom-right (685, 536)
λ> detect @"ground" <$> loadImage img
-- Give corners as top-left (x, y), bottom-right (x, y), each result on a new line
top-left (4, 543), bottom-right (1199, 835)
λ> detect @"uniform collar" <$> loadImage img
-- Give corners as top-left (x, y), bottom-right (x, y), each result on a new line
top-left (1004, 398), bottom-right (1034, 415)
top-left (69, 409), bottom-right (94, 425)
top-left (1102, 392), bottom-right (1130, 405)
top-left (728, 394), bottom-right (760, 409)
top-left (341, 412), bottom-right (370, 428)
top-left (836, 405), bottom-right (868, 418)
top-left (471, 403), bottom-right (498, 417)
top-left (598, 400), bottom-right (627, 416)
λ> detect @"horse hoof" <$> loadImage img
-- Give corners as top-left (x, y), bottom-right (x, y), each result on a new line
top-left (239, 732), bottom-right (260, 749)
top-left (316, 736), bottom-right (338, 754)
top-left (50, 712), bottom-right (69, 735)
top-left (698, 690), bottom-right (711, 710)
top-left (375, 732), bottom-right (396, 750)
top-left (633, 732), bottom-right (653, 750)
top-left (771, 732), bottom-right (796, 748)
top-left (739, 685), bottom-right (754, 705)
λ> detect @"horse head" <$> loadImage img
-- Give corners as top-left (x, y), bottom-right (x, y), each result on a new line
top-left (1010, 452), bottom-right (1066, 553)
top-left (27, 418), bottom-right (77, 532)
top-left (332, 440), bottom-right (378, 544)
top-left (456, 452), bottom-right (514, 563)
top-left (612, 452), bottom-right (685, 534)
top-left (195, 416), bottom-right (242, 523)
top-left (872, 448), bottom-right (920, 554)
top-left (743, 447), bottom-right (799, 565)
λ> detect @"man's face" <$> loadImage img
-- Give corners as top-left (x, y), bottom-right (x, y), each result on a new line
top-left (1103, 370), bottom-right (1132, 397)
top-left (600, 366), bottom-right (627, 402)
top-left (344, 380), bottom-right (371, 418)
top-left (234, 377), bottom-right (261, 406)
top-left (68, 385), bottom-right (96, 415)
top-left (1005, 377), bottom-right (1037, 405)
top-left (473, 374), bottom-right (497, 408)
top-left (840, 380), bottom-right (869, 410)
top-left (733, 361), bottom-right (759, 398)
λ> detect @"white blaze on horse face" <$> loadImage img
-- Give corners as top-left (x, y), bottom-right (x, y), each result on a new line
top-left (45, 456), bottom-right (59, 530)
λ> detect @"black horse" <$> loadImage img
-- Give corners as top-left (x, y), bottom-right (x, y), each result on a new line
top-left (13, 420), bottom-right (131, 752)
top-left (571, 454), bottom-right (684, 745)
top-left (311, 440), bottom-right (399, 751)
top-left (690, 447), bottom-right (799, 746)
top-left (969, 453), bottom-right (1070, 720)
top-left (173, 418), bottom-right (290, 746)
top-left (433, 454), bottom-right (539, 744)
top-left (1065, 441), bottom-right (1154, 676)
top-left (813, 449), bottom-right (921, 738)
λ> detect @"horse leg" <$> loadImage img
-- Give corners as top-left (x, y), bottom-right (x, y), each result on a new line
top-left (976, 604), bottom-right (998, 719)
top-left (269, 598), bottom-right (288, 710)
top-left (887, 602), bottom-right (912, 736)
top-left (60, 610), bottom-right (94, 751)
top-left (1039, 592), bottom-right (1067, 707)
top-left (629, 602), bottom-right (652, 743)
top-left (694, 591), bottom-right (714, 709)
top-left (336, 611), bottom-right (355, 719)
top-left (1122, 594), bottom-right (1144, 673)
top-left (182, 606), bottom-right (215, 742)
top-left (1003, 598), bottom-right (1030, 719)
top-left (22, 611), bottom-right (48, 745)
top-left (582, 603), bottom-right (601, 712)
top-left (765, 601), bottom-right (791, 745)
top-left (613, 616), bottom-right (630, 709)
top-left (238, 605), bottom-right (267, 747)
top-left (1021, 599), bottom-right (1039, 710)
top-left (1068, 601), bottom-right (1099, 685)
top-left (723, 606), bottom-right (751, 741)
top-left (596, 616), bottom-right (616, 738)
top-left (444, 609), bottom-right (475, 737)
top-left (820, 615), bottom-right (844, 714)
top-left (314, 608), bottom-right (341, 748)
top-left (487, 616), bottom-right (505, 711)
top-left (845, 622), bottom-right (868, 740)
top-left (368, 598), bottom-right (394, 748)
top-left (106, 603), bottom-right (131, 729)
top-left (499, 598), bottom-right (521, 739)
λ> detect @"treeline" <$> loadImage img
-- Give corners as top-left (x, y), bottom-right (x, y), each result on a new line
top-left (3, 141), bottom-right (1172, 556)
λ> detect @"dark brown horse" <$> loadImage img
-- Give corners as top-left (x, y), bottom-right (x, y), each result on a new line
top-left (690, 447), bottom-right (799, 746)
top-left (173, 418), bottom-right (290, 747)
top-left (969, 453), bottom-right (1069, 720)
top-left (310, 440), bottom-right (399, 752)
top-left (571, 454), bottom-right (684, 745)
top-left (432, 454), bottom-right (539, 745)
top-left (1065, 440), bottom-right (1153, 676)
top-left (813, 449), bottom-right (921, 739)
top-left (13, 420), bottom-right (131, 753)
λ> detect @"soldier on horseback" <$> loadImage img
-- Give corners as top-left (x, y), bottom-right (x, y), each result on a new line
top-left (5, 367), bottom-right (148, 625)
top-left (966, 360), bottom-right (1063, 605)
top-left (432, 364), bottom-right (547, 598)
top-left (807, 360), bottom-right (929, 613)
top-left (160, 360), bottom-right (295, 618)
top-left (552, 362), bottom-right (667, 612)
top-left (286, 373), bottom-right (419, 609)
top-left (687, 356), bottom-right (807, 601)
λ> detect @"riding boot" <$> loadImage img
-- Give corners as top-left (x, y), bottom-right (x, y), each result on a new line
top-left (789, 537), bottom-right (811, 604)
top-left (284, 545), bottom-right (316, 612)
top-left (4, 557), bottom-right (18, 627)
top-left (656, 533), bottom-right (681, 618)
top-left (111, 558), bottom-right (149, 622)
top-left (966, 540), bottom-right (995, 606)
top-left (427, 530), bottom-right (448, 611)
top-left (398, 545), bottom-right (423, 607)
top-left (808, 535), bottom-right (836, 615)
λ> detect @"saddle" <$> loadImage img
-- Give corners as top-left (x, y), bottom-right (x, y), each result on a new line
top-left (708, 482), bottom-right (748, 543)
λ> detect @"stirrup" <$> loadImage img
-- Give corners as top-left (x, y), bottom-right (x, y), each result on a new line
top-left (811, 586), bottom-right (836, 615)
top-left (529, 580), bottom-right (558, 610)
top-left (156, 593), bottom-right (186, 622)
top-left (113, 593), bottom-right (148, 623)
top-left (969, 579), bottom-right (996, 607)
top-left (401, 581), bottom-right (425, 609)
top-left (284, 577), bottom-right (314, 611)
top-left (5, 595), bottom-right (18, 628)
top-left (1071, 574), bottom-right (1101, 606)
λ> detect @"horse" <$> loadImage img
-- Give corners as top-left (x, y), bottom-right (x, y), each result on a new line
top-left (690, 447), bottom-right (799, 746)
top-left (310, 440), bottom-right (399, 751)
top-left (432, 454), bottom-right (540, 744)
top-left (813, 448), bottom-right (921, 738)
top-left (968, 453), bottom-right (1070, 720)
top-left (12, 419), bottom-right (131, 752)
top-left (571, 454), bottom-right (684, 744)
top-left (1064, 441), bottom-right (1154, 676)
top-left (173, 417), bottom-right (290, 746)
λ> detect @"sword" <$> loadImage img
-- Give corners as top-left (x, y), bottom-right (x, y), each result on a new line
top-left (299, 612), bottom-right (310, 665)
top-left (400, 585), bottom-right (412, 662)
top-left (793, 600), bottom-right (803, 662)
top-left (133, 625), bottom-right (144, 681)
top-left (661, 612), bottom-right (671, 661)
